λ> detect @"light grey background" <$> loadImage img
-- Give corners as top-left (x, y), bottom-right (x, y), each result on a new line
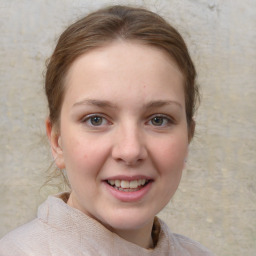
top-left (0, 1), bottom-right (255, 255)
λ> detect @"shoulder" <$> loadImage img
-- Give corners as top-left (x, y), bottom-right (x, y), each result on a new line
top-left (157, 218), bottom-right (216, 256)
top-left (172, 233), bottom-right (216, 256)
top-left (0, 193), bottom-right (98, 256)
top-left (0, 218), bottom-right (50, 256)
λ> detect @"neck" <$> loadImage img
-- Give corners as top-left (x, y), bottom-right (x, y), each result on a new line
top-left (67, 194), bottom-right (155, 248)
top-left (113, 220), bottom-right (154, 249)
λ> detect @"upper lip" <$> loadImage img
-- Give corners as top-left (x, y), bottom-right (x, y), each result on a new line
top-left (103, 175), bottom-right (153, 181)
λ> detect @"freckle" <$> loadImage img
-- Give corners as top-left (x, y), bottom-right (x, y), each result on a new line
top-left (84, 154), bottom-right (87, 159)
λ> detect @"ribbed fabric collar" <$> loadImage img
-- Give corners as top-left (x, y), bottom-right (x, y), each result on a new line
top-left (37, 192), bottom-right (173, 255)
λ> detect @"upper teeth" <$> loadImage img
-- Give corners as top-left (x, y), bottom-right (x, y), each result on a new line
top-left (108, 179), bottom-right (147, 189)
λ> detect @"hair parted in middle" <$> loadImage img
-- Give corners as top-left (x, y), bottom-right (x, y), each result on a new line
top-left (45, 5), bottom-right (199, 133)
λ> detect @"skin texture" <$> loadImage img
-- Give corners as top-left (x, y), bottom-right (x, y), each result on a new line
top-left (46, 41), bottom-right (190, 248)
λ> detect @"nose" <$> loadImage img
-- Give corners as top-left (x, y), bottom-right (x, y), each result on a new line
top-left (111, 123), bottom-right (147, 166)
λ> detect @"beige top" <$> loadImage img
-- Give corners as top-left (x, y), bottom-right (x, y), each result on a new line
top-left (0, 193), bottom-right (215, 256)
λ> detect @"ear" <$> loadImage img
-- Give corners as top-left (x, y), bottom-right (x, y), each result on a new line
top-left (188, 119), bottom-right (196, 144)
top-left (183, 119), bottom-right (196, 168)
top-left (45, 118), bottom-right (65, 169)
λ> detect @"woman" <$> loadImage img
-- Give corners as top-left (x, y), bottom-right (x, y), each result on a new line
top-left (0, 5), bottom-right (215, 255)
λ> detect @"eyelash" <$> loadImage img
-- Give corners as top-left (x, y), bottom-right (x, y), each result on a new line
top-left (81, 114), bottom-right (174, 128)
top-left (81, 114), bottom-right (110, 127)
top-left (147, 114), bottom-right (174, 127)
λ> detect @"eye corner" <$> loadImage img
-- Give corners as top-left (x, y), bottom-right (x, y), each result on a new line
top-left (81, 113), bottom-right (112, 128)
top-left (146, 114), bottom-right (175, 128)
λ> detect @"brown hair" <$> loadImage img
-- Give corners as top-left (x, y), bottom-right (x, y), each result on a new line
top-left (45, 5), bottom-right (199, 131)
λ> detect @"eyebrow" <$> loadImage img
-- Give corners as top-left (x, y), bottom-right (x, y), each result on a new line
top-left (73, 99), bottom-right (117, 109)
top-left (72, 98), bottom-right (182, 109)
top-left (144, 100), bottom-right (182, 109)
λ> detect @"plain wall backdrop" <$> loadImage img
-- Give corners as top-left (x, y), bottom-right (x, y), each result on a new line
top-left (0, 0), bottom-right (255, 255)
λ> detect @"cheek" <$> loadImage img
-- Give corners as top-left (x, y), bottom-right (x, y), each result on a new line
top-left (151, 135), bottom-right (188, 173)
top-left (61, 134), bottom-right (111, 174)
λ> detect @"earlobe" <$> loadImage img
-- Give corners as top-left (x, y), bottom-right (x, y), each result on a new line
top-left (45, 118), bottom-right (65, 169)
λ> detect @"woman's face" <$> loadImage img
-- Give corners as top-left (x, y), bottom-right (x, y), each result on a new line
top-left (49, 41), bottom-right (189, 233)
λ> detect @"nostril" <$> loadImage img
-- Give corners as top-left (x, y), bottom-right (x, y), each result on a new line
top-left (111, 129), bottom-right (148, 164)
top-left (114, 155), bottom-right (145, 166)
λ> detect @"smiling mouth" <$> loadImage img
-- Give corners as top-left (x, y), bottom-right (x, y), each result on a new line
top-left (106, 179), bottom-right (151, 192)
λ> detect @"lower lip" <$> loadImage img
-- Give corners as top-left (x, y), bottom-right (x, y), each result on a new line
top-left (103, 181), bottom-right (152, 202)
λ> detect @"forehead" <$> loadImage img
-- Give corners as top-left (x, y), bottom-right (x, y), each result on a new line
top-left (67, 40), bottom-right (183, 76)
top-left (64, 41), bottom-right (185, 107)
